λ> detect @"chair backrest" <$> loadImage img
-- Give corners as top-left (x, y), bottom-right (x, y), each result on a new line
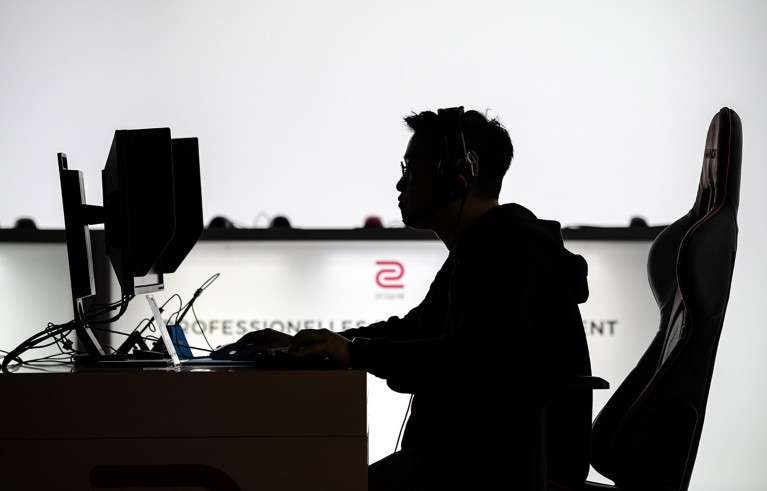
top-left (589, 107), bottom-right (742, 491)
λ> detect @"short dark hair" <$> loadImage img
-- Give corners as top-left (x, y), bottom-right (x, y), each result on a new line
top-left (403, 108), bottom-right (514, 198)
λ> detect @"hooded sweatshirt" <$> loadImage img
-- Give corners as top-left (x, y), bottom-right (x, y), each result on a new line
top-left (344, 203), bottom-right (593, 490)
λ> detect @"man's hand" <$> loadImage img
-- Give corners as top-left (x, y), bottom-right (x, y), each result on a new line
top-left (235, 328), bottom-right (293, 350)
top-left (290, 328), bottom-right (351, 367)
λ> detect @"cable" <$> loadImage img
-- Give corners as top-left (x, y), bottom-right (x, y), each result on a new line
top-left (83, 294), bottom-right (135, 325)
top-left (190, 302), bottom-right (215, 351)
top-left (176, 273), bottom-right (219, 324)
top-left (394, 394), bottom-right (414, 453)
top-left (170, 274), bottom-right (220, 353)
top-left (1, 321), bottom-right (75, 373)
top-left (130, 274), bottom-right (221, 355)
top-left (3, 275), bottom-right (221, 371)
top-left (448, 193), bottom-right (469, 252)
top-left (16, 351), bottom-right (72, 368)
top-left (1, 293), bottom-right (137, 372)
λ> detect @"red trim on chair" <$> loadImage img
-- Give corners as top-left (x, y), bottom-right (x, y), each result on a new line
top-left (612, 107), bottom-right (735, 440)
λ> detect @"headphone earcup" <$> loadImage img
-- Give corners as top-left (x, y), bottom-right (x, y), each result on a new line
top-left (441, 172), bottom-right (469, 201)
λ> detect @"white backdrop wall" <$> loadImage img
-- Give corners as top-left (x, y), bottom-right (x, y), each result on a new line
top-left (1, 1), bottom-right (766, 489)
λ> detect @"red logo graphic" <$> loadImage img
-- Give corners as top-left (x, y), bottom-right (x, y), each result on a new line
top-left (375, 260), bottom-right (404, 288)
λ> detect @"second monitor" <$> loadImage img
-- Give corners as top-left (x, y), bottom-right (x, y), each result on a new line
top-left (58, 127), bottom-right (204, 361)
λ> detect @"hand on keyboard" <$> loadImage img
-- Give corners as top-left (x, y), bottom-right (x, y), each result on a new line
top-left (235, 328), bottom-right (294, 351)
top-left (210, 341), bottom-right (337, 369)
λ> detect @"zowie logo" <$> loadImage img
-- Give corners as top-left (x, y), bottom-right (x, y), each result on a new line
top-left (375, 260), bottom-right (404, 288)
top-left (704, 148), bottom-right (718, 158)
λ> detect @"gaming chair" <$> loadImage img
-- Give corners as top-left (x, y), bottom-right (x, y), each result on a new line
top-left (583, 106), bottom-right (742, 490)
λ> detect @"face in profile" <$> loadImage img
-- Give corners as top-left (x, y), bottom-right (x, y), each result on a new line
top-left (397, 133), bottom-right (444, 228)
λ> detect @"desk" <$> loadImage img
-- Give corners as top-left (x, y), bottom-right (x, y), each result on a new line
top-left (0, 367), bottom-right (367, 490)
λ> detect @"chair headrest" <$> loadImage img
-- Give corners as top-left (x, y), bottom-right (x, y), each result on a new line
top-left (692, 107), bottom-right (742, 220)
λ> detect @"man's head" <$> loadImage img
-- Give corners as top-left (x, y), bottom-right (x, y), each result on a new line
top-left (397, 107), bottom-right (514, 228)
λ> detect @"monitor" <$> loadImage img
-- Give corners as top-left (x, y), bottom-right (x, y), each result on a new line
top-left (102, 128), bottom-right (204, 294)
top-left (57, 127), bottom-right (203, 361)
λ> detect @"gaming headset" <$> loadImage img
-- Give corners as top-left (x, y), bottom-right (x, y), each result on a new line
top-left (436, 106), bottom-right (479, 200)
top-left (401, 106), bottom-right (480, 227)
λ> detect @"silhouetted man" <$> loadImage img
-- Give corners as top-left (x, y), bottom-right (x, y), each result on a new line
top-left (238, 107), bottom-right (593, 490)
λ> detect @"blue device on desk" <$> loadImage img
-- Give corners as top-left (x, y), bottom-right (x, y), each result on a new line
top-left (168, 324), bottom-right (194, 358)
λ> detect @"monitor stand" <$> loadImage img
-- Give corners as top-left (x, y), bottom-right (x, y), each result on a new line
top-left (72, 295), bottom-right (181, 369)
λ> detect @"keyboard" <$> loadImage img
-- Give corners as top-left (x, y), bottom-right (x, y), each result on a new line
top-left (210, 344), bottom-right (338, 370)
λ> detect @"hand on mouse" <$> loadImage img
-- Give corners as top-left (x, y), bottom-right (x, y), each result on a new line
top-left (290, 328), bottom-right (350, 367)
top-left (235, 328), bottom-right (293, 350)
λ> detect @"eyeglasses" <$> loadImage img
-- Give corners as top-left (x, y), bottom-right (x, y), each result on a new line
top-left (400, 161), bottom-right (437, 177)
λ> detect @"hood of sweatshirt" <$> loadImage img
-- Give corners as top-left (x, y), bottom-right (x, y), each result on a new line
top-left (457, 203), bottom-right (589, 304)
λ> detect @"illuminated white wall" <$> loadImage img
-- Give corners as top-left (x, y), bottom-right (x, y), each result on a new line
top-left (0, 243), bottom-right (73, 361)
top-left (1, 1), bottom-right (765, 489)
top-left (1, 1), bottom-right (764, 232)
